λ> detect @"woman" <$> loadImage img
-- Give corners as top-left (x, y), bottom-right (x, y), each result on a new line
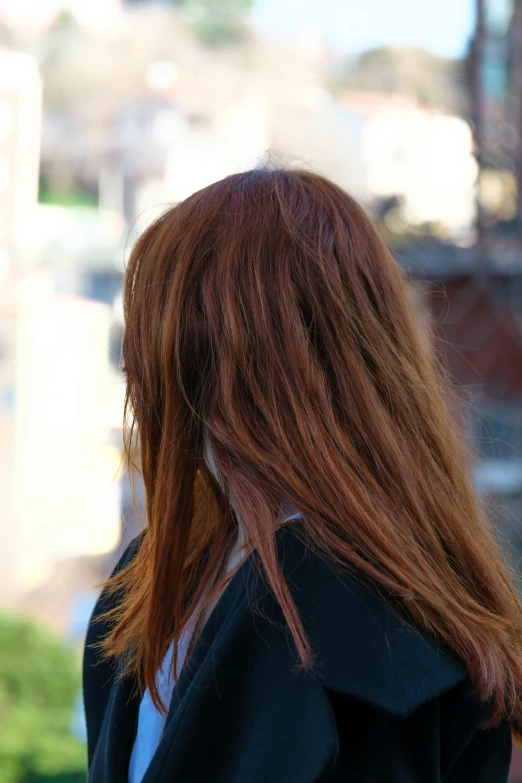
top-left (83, 167), bottom-right (521, 782)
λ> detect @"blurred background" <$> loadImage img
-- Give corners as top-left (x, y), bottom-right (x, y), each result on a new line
top-left (0, 0), bottom-right (521, 780)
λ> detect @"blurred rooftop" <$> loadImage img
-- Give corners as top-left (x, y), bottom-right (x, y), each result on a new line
top-left (396, 223), bottom-right (522, 277)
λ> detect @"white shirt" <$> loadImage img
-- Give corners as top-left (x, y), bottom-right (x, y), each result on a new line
top-left (128, 437), bottom-right (302, 782)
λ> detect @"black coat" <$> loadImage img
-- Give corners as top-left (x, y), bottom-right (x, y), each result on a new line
top-left (83, 527), bottom-right (512, 782)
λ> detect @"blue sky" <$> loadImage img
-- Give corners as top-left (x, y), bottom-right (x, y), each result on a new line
top-left (251, 0), bottom-right (476, 58)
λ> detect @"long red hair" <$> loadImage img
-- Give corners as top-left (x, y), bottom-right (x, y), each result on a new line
top-left (98, 167), bottom-right (522, 739)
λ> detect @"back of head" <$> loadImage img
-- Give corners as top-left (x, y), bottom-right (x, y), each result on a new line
top-left (107, 167), bottom-right (522, 737)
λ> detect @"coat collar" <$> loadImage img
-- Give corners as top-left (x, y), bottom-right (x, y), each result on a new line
top-left (89, 526), bottom-right (467, 782)
top-left (262, 527), bottom-right (466, 717)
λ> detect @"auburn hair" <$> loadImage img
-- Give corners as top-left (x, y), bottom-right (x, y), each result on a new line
top-left (98, 167), bottom-right (522, 740)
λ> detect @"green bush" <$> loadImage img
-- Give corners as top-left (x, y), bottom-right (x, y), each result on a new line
top-left (0, 613), bottom-right (87, 783)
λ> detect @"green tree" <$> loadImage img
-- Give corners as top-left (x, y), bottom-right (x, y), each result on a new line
top-left (173, 0), bottom-right (251, 8)
top-left (0, 613), bottom-right (87, 783)
top-left (173, 0), bottom-right (253, 46)
top-left (327, 46), bottom-right (467, 116)
top-left (123, 0), bottom-right (253, 44)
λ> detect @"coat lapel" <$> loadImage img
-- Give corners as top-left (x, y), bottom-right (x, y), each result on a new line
top-left (270, 529), bottom-right (467, 717)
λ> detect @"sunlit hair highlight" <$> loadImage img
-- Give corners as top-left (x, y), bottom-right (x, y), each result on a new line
top-left (97, 167), bottom-right (522, 741)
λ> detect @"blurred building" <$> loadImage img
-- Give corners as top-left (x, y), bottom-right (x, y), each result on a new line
top-left (469, 0), bottom-right (522, 224)
top-left (0, 267), bottom-right (123, 612)
top-left (0, 268), bottom-right (17, 601)
top-left (164, 94), bottom-right (270, 203)
top-left (0, 51), bottom-right (42, 248)
top-left (338, 92), bottom-right (477, 236)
